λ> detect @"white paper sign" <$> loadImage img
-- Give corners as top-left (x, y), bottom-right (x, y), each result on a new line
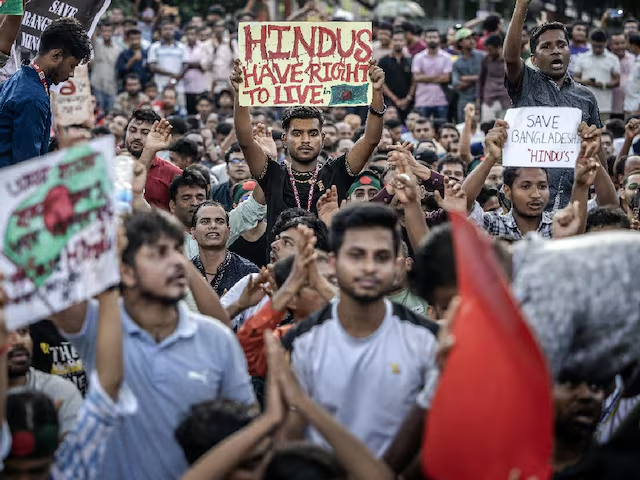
top-left (503, 107), bottom-right (582, 168)
top-left (0, 136), bottom-right (121, 329)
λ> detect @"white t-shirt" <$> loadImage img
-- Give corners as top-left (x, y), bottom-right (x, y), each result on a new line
top-left (573, 50), bottom-right (621, 113)
top-left (220, 273), bottom-right (269, 330)
top-left (625, 55), bottom-right (640, 113)
top-left (282, 299), bottom-right (439, 457)
top-left (147, 40), bottom-right (187, 93)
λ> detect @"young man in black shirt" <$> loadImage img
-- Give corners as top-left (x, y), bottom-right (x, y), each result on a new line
top-left (230, 59), bottom-right (386, 251)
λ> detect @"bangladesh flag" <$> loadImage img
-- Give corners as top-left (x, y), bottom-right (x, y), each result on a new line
top-left (329, 83), bottom-right (369, 106)
top-left (3, 144), bottom-right (111, 288)
top-left (0, 0), bottom-right (23, 15)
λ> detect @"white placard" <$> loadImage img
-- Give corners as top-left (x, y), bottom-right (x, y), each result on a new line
top-left (0, 136), bottom-right (121, 329)
top-left (503, 107), bottom-right (582, 168)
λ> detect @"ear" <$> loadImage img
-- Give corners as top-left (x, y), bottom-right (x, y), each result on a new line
top-left (120, 263), bottom-right (137, 289)
top-left (405, 256), bottom-right (414, 271)
top-left (281, 131), bottom-right (287, 145)
top-left (504, 184), bottom-right (512, 202)
top-left (50, 49), bottom-right (64, 62)
top-left (530, 53), bottom-right (538, 69)
top-left (169, 199), bottom-right (176, 214)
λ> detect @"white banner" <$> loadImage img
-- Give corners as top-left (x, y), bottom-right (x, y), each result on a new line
top-left (0, 136), bottom-right (120, 329)
top-left (503, 107), bottom-right (582, 168)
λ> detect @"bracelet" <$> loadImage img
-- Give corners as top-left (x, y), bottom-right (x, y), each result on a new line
top-left (369, 103), bottom-right (387, 117)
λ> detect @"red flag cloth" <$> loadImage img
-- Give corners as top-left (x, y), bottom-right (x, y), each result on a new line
top-left (423, 212), bottom-right (553, 480)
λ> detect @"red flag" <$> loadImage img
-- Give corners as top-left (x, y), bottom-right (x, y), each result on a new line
top-left (423, 212), bottom-right (553, 480)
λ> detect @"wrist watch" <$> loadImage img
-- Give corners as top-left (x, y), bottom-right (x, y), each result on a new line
top-left (369, 103), bottom-right (387, 117)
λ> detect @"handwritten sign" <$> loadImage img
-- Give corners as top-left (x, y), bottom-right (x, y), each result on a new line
top-left (50, 64), bottom-right (92, 127)
top-left (0, 136), bottom-right (121, 329)
top-left (503, 107), bottom-right (582, 168)
top-left (238, 22), bottom-right (373, 107)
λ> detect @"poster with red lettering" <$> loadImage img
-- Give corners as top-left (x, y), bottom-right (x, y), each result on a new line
top-left (51, 64), bottom-right (93, 127)
top-left (0, 136), bottom-right (123, 329)
top-left (238, 22), bottom-right (373, 107)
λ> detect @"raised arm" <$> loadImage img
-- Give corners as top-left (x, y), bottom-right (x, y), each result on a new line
top-left (459, 103), bottom-right (475, 163)
top-left (569, 124), bottom-right (603, 234)
top-left (0, 9), bottom-right (23, 57)
top-left (462, 120), bottom-right (508, 209)
top-left (96, 289), bottom-right (122, 400)
top-left (505, 0), bottom-right (529, 85)
top-left (230, 60), bottom-right (268, 178)
top-left (346, 61), bottom-right (386, 174)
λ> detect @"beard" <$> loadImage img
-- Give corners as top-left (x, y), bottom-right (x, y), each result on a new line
top-left (427, 41), bottom-right (439, 49)
top-left (338, 279), bottom-right (386, 305)
top-left (289, 148), bottom-right (319, 165)
top-left (139, 287), bottom-right (185, 306)
top-left (7, 348), bottom-right (31, 378)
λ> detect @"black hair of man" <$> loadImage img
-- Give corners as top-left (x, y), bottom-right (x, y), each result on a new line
top-left (616, 155), bottom-right (629, 179)
top-left (279, 215), bottom-right (330, 253)
top-left (216, 122), bottom-right (233, 136)
top-left (168, 138), bottom-right (199, 162)
top-left (530, 22), bottom-right (570, 53)
top-left (605, 118), bottom-right (625, 138)
top-left (122, 210), bottom-right (184, 266)
top-left (166, 115), bottom-right (188, 135)
top-left (39, 17), bottom-right (92, 63)
top-left (378, 22), bottom-right (393, 32)
top-left (168, 169), bottom-right (208, 202)
top-left (125, 72), bottom-right (141, 83)
top-left (191, 200), bottom-right (229, 228)
top-left (264, 443), bottom-right (346, 480)
top-left (485, 33), bottom-right (504, 48)
top-left (503, 167), bottom-right (550, 188)
top-left (224, 142), bottom-right (243, 163)
top-left (91, 126), bottom-right (112, 137)
top-left (6, 392), bottom-right (59, 460)
top-left (271, 208), bottom-right (315, 238)
top-left (483, 14), bottom-right (502, 33)
top-left (629, 33), bottom-right (640, 49)
top-left (197, 93), bottom-right (213, 104)
top-left (408, 224), bottom-right (455, 304)
top-left (436, 156), bottom-right (467, 176)
top-left (129, 108), bottom-right (161, 125)
top-left (438, 122), bottom-right (459, 136)
top-left (125, 27), bottom-right (142, 38)
top-left (586, 206), bottom-right (631, 232)
top-left (186, 164), bottom-right (212, 186)
top-left (174, 399), bottom-right (254, 465)
top-left (589, 29), bottom-right (608, 43)
top-left (478, 184), bottom-right (500, 207)
top-left (424, 26), bottom-right (440, 36)
top-left (330, 203), bottom-right (401, 255)
top-left (281, 106), bottom-right (325, 131)
top-left (385, 119), bottom-right (403, 130)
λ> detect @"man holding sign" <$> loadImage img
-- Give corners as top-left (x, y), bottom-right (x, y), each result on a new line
top-left (463, 120), bottom-right (600, 240)
top-left (504, 0), bottom-right (617, 211)
top-left (231, 39), bottom-right (386, 257)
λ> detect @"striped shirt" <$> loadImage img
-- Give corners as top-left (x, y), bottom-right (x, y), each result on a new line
top-left (51, 371), bottom-right (137, 479)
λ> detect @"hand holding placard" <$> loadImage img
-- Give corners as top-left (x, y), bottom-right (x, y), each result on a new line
top-left (502, 107), bottom-right (583, 168)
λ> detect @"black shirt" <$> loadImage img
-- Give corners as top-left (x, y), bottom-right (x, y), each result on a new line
top-left (506, 65), bottom-right (603, 211)
top-left (378, 54), bottom-right (413, 101)
top-left (30, 320), bottom-right (88, 396)
top-left (230, 231), bottom-right (268, 268)
top-left (210, 181), bottom-right (233, 212)
top-left (192, 251), bottom-right (259, 296)
top-left (257, 154), bottom-right (355, 248)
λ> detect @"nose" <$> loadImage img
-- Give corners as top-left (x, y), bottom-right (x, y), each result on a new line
top-left (531, 188), bottom-right (542, 199)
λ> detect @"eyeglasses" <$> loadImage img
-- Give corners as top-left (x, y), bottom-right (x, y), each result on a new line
top-left (628, 182), bottom-right (639, 190)
top-left (229, 159), bottom-right (247, 165)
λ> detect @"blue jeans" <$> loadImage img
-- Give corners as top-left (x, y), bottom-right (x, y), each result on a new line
top-left (416, 105), bottom-right (449, 121)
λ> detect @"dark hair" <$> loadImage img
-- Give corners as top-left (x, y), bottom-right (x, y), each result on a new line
top-left (166, 115), bottom-right (188, 135)
top-left (273, 255), bottom-right (295, 288)
top-left (100, 20), bottom-right (113, 28)
top-left (586, 206), bottom-right (631, 232)
top-left (438, 122), bottom-right (459, 136)
top-left (168, 169), bottom-right (208, 202)
top-left (378, 22), bottom-right (393, 32)
top-left (408, 224), bottom-right (456, 304)
top-left (414, 118), bottom-right (432, 129)
top-left (485, 33), bottom-right (504, 48)
top-left (122, 210), bottom-right (184, 266)
top-left (129, 108), bottom-right (161, 125)
top-left (392, 29), bottom-right (406, 37)
top-left (264, 443), bottom-right (346, 480)
top-left (91, 126), bottom-right (111, 137)
top-left (601, 130), bottom-right (613, 142)
top-left (272, 208), bottom-right (315, 238)
top-left (125, 27), bottom-right (142, 37)
top-left (224, 142), bottom-right (243, 163)
top-left (279, 216), bottom-right (330, 253)
top-left (483, 14), bottom-right (502, 33)
top-left (197, 93), bottom-right (213, 104)
top-left (530, 22), bottom-right (570, 53)
top-left (605, 118), bottom-right (626, 138)
top-left (216, 123), bottom-right (233, 136)
top-left (478, 184), bottom-right (499, 207)
top-left (436, 156), bottom-right (467, 177)
top-left (39, 17), bottom-right (92, 63)
top-left (175, 400), bottom-right (254, 465)
top-left (330, 203), bottom-right (400, 255)
top-left (616, 155), bottom-right (629, 179)
top-left (384, 119), bottom-right (403, 130)
top-left (125, 73), bottom-right (141, 83)
top-left (168, 138), bottom-right (199, 162)
top-left (281, 106), bottom-right (325, 131)
top-left (186, 164), bottom-right (212, 185)
top-left (424, 26), bottom-right (440, 36)
top-left (629, 33), bottom-right (640, 48)
top-left (191, 200), bottom-right (228, 228)
top-left (503, 167), bottom-right (549, 188)
top-left (589, 29), bottom-right (607, 43)
top-left (6, 392), bottom-right (59, 460)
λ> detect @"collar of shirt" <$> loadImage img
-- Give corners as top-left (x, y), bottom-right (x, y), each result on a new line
top-left (22, 65), bottom-right (53, 92)
top-left (504, 209), bottom-right (554, 233)
top-left (121, 299), bottom-right (198, 344)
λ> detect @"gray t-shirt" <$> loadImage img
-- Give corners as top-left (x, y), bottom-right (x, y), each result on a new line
top-left (7, 367), bottom-right (83, 435)
top-left (512, 232), bottom-right (640, 387)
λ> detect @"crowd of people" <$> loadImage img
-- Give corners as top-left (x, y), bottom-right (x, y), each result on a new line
top-left (0, 0), bottom-right (639, 478)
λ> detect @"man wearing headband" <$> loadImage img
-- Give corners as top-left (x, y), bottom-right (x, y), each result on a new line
top-left (347, 172), bottom-right (383, 203)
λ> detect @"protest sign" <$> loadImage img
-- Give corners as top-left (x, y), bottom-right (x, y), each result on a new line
top-left (502, 107), bottom-right (583, 168)
top-left (0, 136), bottom-right (122, 329)
top-left (237, 22), bottom-right (373, 107)
top-left (0, 0), bottom-right (23, 15)
top-left (51, 64), bottom-right (92, 127)
top-left (17, 0), bottom-right (111, 60)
